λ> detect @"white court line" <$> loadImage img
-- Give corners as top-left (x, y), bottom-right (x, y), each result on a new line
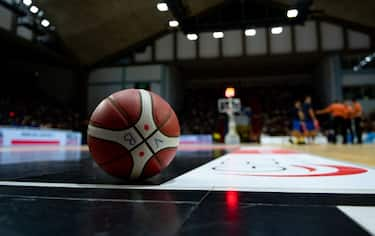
top-left (0, 180), bottom-right (375, 194)
top-left (338, 206), bottom-right (375, 235)
top-left (0, 147), bottom-right (375, 194)
top-left (0, 193), bottom-right (198, 204)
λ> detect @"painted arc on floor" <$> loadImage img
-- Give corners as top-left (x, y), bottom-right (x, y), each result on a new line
top-left (160, 147), bottom-right (375, 193)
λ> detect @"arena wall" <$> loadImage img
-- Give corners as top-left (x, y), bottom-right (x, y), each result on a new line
top-left (88, 65), bottom-right (183, 114)
top-left (0, 5), bottom-right (13, 31)
top-left (133, 20), bottom-right (371, 64)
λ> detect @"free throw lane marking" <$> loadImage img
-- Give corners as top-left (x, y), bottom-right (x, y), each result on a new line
top-left (0, 147), bottom-right (374, 193)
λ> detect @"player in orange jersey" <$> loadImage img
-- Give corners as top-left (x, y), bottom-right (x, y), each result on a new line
top-left (352, 98), bottom-right (363, 144)
top-left (343, 101), bottom-right (354, 143)
top-left (316, 101), bottom-right (347, 144)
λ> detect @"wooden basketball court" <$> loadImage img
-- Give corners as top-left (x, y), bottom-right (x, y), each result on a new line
top-left (0, 144), bottom-right (374, 235)
top-left (283, 144), bottom-right (375, 167)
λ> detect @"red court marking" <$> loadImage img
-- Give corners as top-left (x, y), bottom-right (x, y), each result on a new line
top-left (294, 165), bottom-right (316, 172)
top-left (11, 140), bottom-right (60, 145)
top-left (232, 149), bottom-right (298, 154)
top-left (178, 144), bottom-right (240, 151)
top-left (220, 165), bottom-right (367, 177)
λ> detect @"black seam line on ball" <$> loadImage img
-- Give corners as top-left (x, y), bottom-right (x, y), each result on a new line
top-left (140, 153), bottom-right (162, 179)
top-left (128, 90), bottom-right (158, 155)
top-left (129, 124), bottom-right (173, 154)
top-left (126, 91), bottom-right (153, 154)
top-left (147, 92), bottom-right (179, 138)
top-left (139, 146), bottom-right (178, 179)
top-left (145, 140), bottom-right (178, 152)
top-left (141, 109), bottom-right (179, 141)
top-left (88, 136), bottom-right (134, 168)
top-left (107, 96), bottom-right (130, 122)
top-left (137, 112), bottom-right (173, 154)
top-left (126, 90), bottom-right (176, 153)
top-left (130, 124), bottom-right (156, 155)
top-left (127, 90), bottom-right (148, 153)
top-left (129, 109), bottom-right (177, 153)
top-left (137, 90), bottom-right (143, 127)
top-left (144, 110), bottom-right (172, 140)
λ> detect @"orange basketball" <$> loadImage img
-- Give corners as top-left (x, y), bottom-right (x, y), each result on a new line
top-left (87, 89), bottom-right (180, 180)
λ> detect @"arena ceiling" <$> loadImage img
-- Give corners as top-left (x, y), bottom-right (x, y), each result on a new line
top-left (276, 0), bottom-right (375, 29)
top-left (33, 0), bottom-right (375, 66)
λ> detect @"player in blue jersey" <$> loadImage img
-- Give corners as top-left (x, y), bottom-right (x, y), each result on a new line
top-left (302, 96), bottom-right (318, 143)
top-left (290, 100), bottom-right (305, 144)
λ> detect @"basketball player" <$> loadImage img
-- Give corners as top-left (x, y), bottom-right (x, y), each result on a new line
top-left (302, 96), bottom-right (318, 143)
top-left (316, 100), bottom-right (346, 144)
top-left (352, 98), bottom-right (363, 144)
top-left (290, 100), bottom-right (305, 144)
top-left (343, 101), bottom-right (354, 144)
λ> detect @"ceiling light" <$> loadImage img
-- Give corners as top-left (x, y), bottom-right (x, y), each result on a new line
top-left (245, 29), bottom-right (256, 36)
top-left (187, 33), bottom-right (198, 41)
top-left (365, 56), bottom-right (372, 62)
top-left (22, 0), bottom-right (32, 6)
top-left (287, 9), bottom-right (298, 18)
top-left (168, 20), bottom-right (179, 27)
top-left (157, 2), bottom-right (168, 12)
top-left (41, 19), bottom-right (50, 27)
top-left (29, 5), bottom-right (39, 14)
top-left (213, 31), bottom-right (224, 39)
top-left (353, 66), bottom-right (359, 71)
top-left (271, 27), bottom-right (283, 34)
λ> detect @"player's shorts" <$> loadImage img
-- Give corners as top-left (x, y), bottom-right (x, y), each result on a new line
top-left (305, 120), bottom-right (315, 131)
top-left (292, 120), bottom-right (302, 131)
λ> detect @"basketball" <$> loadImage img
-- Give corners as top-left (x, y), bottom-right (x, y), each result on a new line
top-left (87, 89), bottom-right (180, 180)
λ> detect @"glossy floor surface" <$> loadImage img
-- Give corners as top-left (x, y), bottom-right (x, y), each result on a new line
top-left (0, 144), bottom-right (374, 236)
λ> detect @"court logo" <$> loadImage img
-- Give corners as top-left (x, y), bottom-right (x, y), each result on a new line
top-left (212, 157), bottom-right (368, 177)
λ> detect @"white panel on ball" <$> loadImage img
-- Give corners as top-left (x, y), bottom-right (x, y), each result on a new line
top-left (155, 34), bottom-right (174, 61)
top-left (222, 30), bottom-right (242, 57)
top-left (135, 46), bottom-right (152, 62)
top-left (348, 30), bottom-right (370, 50)
top-left (270, 26), bottom-right (292, 54)
top-left (246, 28), bottom-right (267, 55)
top-left (177, 32), bottom-right (196, 59)
top-left (90, 68), bottom-right (122, 83)
top-left (295, 21), bottom-right (317, 52)
top-left (0, 6), bottom-right (12, 30)
top-left (321, 22), bottom-right (344, 51)
top-left (199, 32), bottom-right (219, 58)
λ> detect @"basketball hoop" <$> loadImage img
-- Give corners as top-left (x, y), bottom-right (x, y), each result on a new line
top-left (218, 96), bottom-right (241, 145)
top-left (218, 98), bottom-right (241, 114)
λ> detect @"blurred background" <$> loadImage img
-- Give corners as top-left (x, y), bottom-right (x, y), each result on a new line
top-left (1, 0), bottom-right (375, 145)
